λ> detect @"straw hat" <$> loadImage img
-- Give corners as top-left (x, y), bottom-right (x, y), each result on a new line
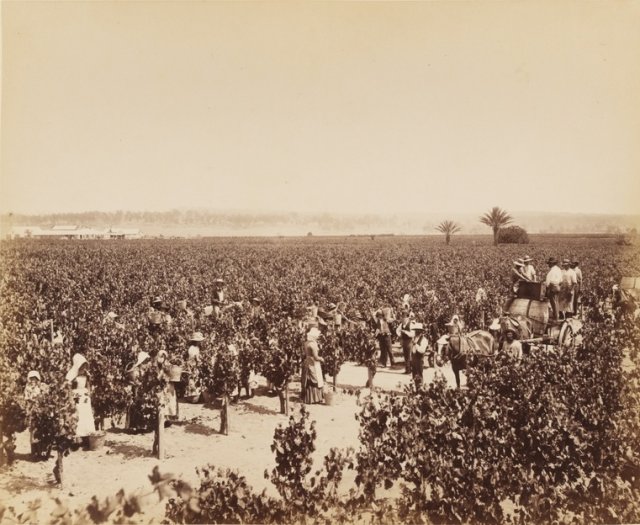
top-left (135, 351), bottom-right (150, 367)
top-left (523, 256), bottom-right (533, 263)
top-left (547, 257), bottom-right (558, 265)
top-left (513, 259), bottom-right (524, 267)
top-left (214, 278), bottom-right (225, 285)
top-left (250, 297), bottom-right (261, 305)
top-left (27, 370), bottom-right (41, 381)
top-left (65, 353), bottom-right (88, 382)
top-left (411, 322), bottom-right (424, 331)
top-left (190, 332), bottom-right (205, 342)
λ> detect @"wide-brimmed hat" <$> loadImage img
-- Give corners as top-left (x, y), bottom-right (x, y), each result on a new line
top-left (136, 351), bottom-right (150, 367)
top-left (523, 256), bottom-right (533, 263)
top-left (27, 370), bottom-right (41, 381)
top-left (65, 353), bottom-right (88, 382)
top-left (152, 296), bottom-right (162, 305)
top-left (250, 297), bottom-right (261, 305)
top-left (190, 331), bottom-right (205, 342)
top-left (327, 303), bottom-right (337, 311)
top-left (214, 278), bottom-right (225, 285)
top-left (572, 259), bottom-right (579, 265)
top-left (547, 257), bottom-right (558, 265)
top-left (513, 259), bottom-right (524, 267)
top-left (411, 322), bottom-right (424, 331)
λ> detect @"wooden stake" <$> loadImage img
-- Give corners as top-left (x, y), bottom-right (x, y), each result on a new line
top-left (220, 395), bottom-right (229, 435)
top-left (157, 410), bottom-right (165, 460)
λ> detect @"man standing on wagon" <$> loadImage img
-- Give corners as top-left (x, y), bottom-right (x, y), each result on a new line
top-left (545, 257), bottom-right (562, 321)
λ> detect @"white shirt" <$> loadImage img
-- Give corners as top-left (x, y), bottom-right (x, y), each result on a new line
top-left (545, 265), bottom-right (563, 287)
top-left (522, 264), bottom-right (537, 281)
top-left (413, 335), bottom-right (429, 355)
top-left (574, 267), bottom-right (583, 286)
top-left (503, 339), bottom-right (522, 360)
top-left (562, 268), bottom-right (577, 286)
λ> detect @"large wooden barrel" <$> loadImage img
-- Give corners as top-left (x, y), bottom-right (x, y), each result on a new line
top-left (505, 298), bottom-right (549, 336)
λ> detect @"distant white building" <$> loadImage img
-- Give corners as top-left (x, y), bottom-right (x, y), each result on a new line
top-left (10, 225), bottom-right (142, 239)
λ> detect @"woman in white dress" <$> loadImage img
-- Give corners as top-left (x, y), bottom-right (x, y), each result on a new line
top-left (66, 353), bottom-right (96, 443)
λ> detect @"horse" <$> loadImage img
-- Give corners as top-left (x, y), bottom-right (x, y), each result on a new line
top-left (437, 330), bottom-right (495, 388)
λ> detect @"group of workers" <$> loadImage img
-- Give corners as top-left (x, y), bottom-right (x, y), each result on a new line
top-left (512, 256), bottom-right (582, 321)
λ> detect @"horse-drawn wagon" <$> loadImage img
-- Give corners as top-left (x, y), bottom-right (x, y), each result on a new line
top-left (499, 282), bottom-right (582, 350)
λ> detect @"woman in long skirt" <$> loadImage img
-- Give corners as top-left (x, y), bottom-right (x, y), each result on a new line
top-left (66, 353), bottom-right (96, 445)
top-left (302, 327), bottom-right (325, 404)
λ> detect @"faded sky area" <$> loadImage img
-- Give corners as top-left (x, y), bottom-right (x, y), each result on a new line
top-left (1, 1), bottom-right (639, 216)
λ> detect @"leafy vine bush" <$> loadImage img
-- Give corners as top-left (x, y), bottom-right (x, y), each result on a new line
top-left (353, 320), bottom-right (640, 524)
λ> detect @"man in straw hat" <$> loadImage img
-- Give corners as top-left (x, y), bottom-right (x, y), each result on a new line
top-left (522, 256), bottom-right (537, 282)
top-left (410, 323), bottom-right (429, 387)
top-left (511, 258), bottom-right (528, 295)
top-left (571, 260), bottom-right (582, 314)
top-left (545, 257), bottom-right (563, 321)
top-left (501, 327), bottom-right (523, 361)
top-left (397, 307), bottom-right (416, 374)
top-left (560, 259), bottom-right (578, 318)
top-left (373, 309), bottom-right (395, 368)
top-left (185, 332), bottom-right (205, 402)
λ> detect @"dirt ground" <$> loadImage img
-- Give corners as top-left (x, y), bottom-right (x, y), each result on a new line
top-left (0, 358), bottom-right (463, 518)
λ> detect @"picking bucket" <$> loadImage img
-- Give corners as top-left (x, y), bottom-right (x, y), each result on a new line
top-left (88, 431), bottom-right (106, 451)
top-left (324, 390), bottom-right (335, 406)
top-left (168, 365), bottom-right (183, 382)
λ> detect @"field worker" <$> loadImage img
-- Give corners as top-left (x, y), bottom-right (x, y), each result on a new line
top-left (156, 350), bottom-right (178, 422)
top-left (397, 307), bottom-right (416, 374)
top-left (511, 259), bottom-right (528, 294)
top-left (545, 257), bottom-right (563, 321)
top-left (560, 259), bottom-right (577, 318)
top-left (212, 278), bottom-right (226, 316)
top-left (185, 332), bottom-right (204, 402)
top-left (571, 261), bottom-right (583, 313)
top-left (66, 353), bottom-right (96, 446)
top-left (411, 323), bottom-right (428, 388)
top-left (374, 309), bottom-right (394, 368)
top-left (502, 328), bottom-right (523, 360)
top-left (522, 256), bottom-right (537, 281)
top-left (23, 370), bottom-right (50, 459)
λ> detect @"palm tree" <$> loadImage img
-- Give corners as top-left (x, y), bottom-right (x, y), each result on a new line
top-left (435, 220), bottom-right (461, 245)
top-left (479, 207), bottom-right (513, 246)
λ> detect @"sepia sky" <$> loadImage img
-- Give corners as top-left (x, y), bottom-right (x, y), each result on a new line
top-left (1, 1), bottom-right (639, 216)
